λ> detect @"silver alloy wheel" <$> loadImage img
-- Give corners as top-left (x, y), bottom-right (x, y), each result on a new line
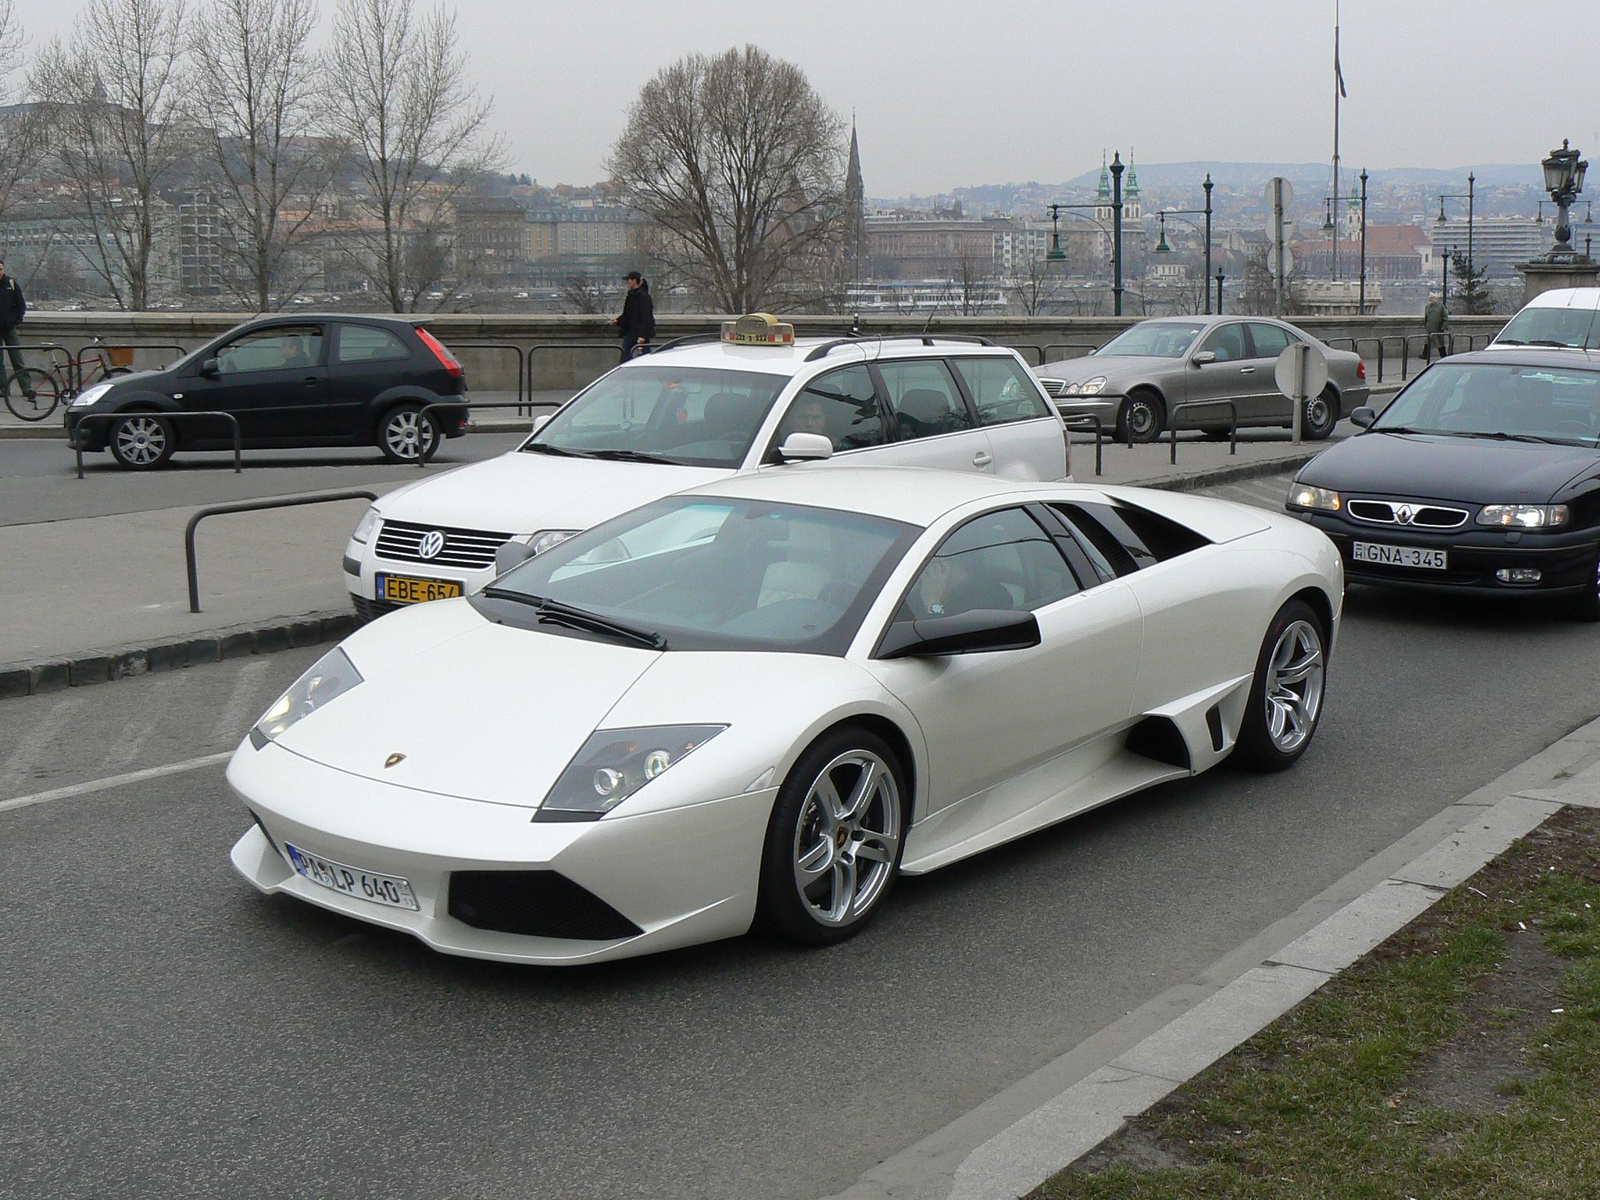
top-left (791, 749), bottom-right (901, 928)
top-left (114, 415), bottom-right (168, 465)
top-left (1264, 618), bottom-right (1325, 753)
top-left (383, 409), bottom-right (434, 459)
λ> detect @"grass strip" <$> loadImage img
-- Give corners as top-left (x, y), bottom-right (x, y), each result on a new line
top-left (1031, 806), bottom-right (1600, 1200)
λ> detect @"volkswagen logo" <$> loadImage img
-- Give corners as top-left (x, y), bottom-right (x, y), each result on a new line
top-left (418, 530), bottom-right (446, 559)
top-left (1394, 504), bottom-right (1416, 526)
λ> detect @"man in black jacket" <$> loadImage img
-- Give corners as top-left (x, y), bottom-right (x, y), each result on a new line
top-left (610, 270), bottom-right (655, 359)
top-left (0, 259), bottom-right (31, 401)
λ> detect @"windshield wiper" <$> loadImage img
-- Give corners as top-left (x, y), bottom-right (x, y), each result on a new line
top-left (587, 448), bottom-right (681, 465)
top-left (480, 588), bottom-right (667, 650)
top-left (1372, 425), bottom-right (1433, 435)
top-left (1452, 430), bottom-right (1584, 446)
top-left (520, 442), bottom-right (595, 458)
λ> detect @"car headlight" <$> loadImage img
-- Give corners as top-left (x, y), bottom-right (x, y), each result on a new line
top-left (350, 507), bottom-right (380, 544)
top-left (1287, 483), bottom-right (1342, 512)
top-left (535, 725), bottom-right (726, 821)
top-left (69, 382), bottom-right (114, 409)
top-left (528, 528), bottom-right (579, 556)
top-left (1078, 376), bottom-right (1108, 396)
top-left (250, 648), bottom-right (363, 745)
top-left (1476, 504), bottom-right (1569, 528)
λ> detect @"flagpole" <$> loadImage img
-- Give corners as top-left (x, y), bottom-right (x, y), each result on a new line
top-left (1332, 1), bottom-right (1341, 282)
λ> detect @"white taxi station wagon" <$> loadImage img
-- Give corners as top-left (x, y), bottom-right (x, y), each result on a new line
top-left (343, 315), bottom-right (1070, 618)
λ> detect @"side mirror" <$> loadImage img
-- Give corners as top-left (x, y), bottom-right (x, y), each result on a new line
top-left (776, 432), bottom-right (833, 462)
top-left (494, 541), bottom-right (536, 575)
top-left (877, 609), bottom-right (1041, 659)
top-left (1191, 351), bottom-right (1217, 366)
top-left (199, 357), bottom-right (220, 378)
top-left (1350, 406), bottom-right (1376, 429)
top-left (530, 413), bottom-right (551, 432)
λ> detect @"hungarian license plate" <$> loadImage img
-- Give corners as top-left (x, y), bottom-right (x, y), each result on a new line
top-left (376, 573), bottom-right (463, 604)
top-left (1352, 542), bottom-right (1447, 570)
top-left (285, 843), bottom-right (419, 911)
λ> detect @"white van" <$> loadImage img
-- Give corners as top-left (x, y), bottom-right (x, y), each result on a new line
top-left (1491, 287), bottom-right (1600, 350)
top-left (344, 321), bottom-right (1070, 619)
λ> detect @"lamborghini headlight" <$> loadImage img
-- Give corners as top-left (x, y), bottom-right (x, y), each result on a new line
top-left (1476, 504), bottom-right (1569, 528)
top-left (251, 647), bottom-right (363, 745)
top-left (535, 725), bottom-right (726, 821)
top-left (1288, 483), bottom-right (1342, 512)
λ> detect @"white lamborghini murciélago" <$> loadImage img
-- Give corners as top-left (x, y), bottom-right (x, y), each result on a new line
top-left (228, 467), bottom-right (1342, 965)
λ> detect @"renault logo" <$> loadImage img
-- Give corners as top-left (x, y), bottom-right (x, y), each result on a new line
top-left (418, 530), bottom-right (446, 559)
top-left (384, 753), bottom-right (406, 769)
top-left (1395, 504), bottom-right (1416, 525)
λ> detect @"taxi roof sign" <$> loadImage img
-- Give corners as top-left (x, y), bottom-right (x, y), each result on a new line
top-left (721, 313), bottom-right (795, 346)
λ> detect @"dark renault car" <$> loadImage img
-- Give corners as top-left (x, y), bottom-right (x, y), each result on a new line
top-left (64, 315), bottom-right (469, 469)
top-left (1286, 347), bottom-right (1600, 618)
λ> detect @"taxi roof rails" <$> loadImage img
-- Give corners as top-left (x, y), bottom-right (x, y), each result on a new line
top-left (803, 333), bottom-right (998, 362)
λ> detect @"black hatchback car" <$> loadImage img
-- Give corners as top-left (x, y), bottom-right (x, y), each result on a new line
top-left (64, 315), bottom-right (469, 469)
top-left (1286, 347), bottom-right (1600, 618)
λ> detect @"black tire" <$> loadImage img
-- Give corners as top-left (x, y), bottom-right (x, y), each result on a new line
top-left (3, 368), bottom-right (60, 421)
top-left (1568, 544), bottom-right (1600, 622)
top-left (1116, 390), bottom-right (1164, 444)
top-left (1233, 599), bottom-right (1327, 771)
top-left (1200, 426), bottom-right (1233, 442)
top-left (755, 726), bottom-right (909, 945)
top-left (377, 403), bottom-right (439, 462)
top-left (105, 367), bottom-right (133, 379)
top-left (108, 411), bottom-right (175, 470)
top-left (1302, 386), bottom-right (1338, 441)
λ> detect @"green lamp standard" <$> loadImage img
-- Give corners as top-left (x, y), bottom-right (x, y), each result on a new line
top-left (1542, 139), bottom-right (1589, 261)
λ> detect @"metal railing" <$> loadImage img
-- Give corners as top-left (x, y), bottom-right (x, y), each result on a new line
top-left (184, 489), bottom-right (379, 613)
top-left (72, 409), bottom-right (242, 477)
top-left (1059, 413), bottom-right (1105, 476)
top-left (1166, 399), bottom-right (1239, 463)
top-left (416, 400), bottom-right (536, 467)
top-left (527, 341), bottom-right (626, 402)
top-left (1041, 341), bottom-right (1103, 364)
top-left (77, 340), bottom-right (188, 388)
top-left (448, 342), bottom-right (525, 407)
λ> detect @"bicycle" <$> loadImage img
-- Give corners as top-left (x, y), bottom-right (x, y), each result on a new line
top-left (3, 338), bottom-right (134, 421)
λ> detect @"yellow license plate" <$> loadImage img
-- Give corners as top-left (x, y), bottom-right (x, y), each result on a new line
top-left (377, 574), bottom-right (463, 604)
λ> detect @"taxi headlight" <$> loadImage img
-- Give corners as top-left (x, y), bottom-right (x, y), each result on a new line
top-left (528, 528), bottom-right (580, 556)
top-left (69, 382), bottom-right (114, 409)
top-left (535, 725), bottom-right (726, 821)
top-left (1078, 376), bottom-right (1108, 396)
top-left (251, 648), bottom-right (363, 744)
top-left (1288, 483), bottom-right (1342, 512)
top-left (350, 507), bottom-right (380, 544)
top-left (1476, 504), bottom-right (1569, 528)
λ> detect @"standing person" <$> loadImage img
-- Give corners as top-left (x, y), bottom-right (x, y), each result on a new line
top-left (0, 259), bottom-right (32, 403)
top-left (1423, 291), bottom-right (1449, 363)
top-left (610, 270), bottom-right (655, 359)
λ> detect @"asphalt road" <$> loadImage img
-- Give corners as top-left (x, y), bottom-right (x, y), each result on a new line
top-left (6, 473), bottom-right (1600, 1199)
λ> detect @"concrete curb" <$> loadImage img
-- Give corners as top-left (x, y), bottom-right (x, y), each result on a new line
top-left (1139, 451), bottom-right (1320, 493)
top-left (0, 609), bottom-right (357, 700)
top-left (828, 713), bottom-right (1600, 1200)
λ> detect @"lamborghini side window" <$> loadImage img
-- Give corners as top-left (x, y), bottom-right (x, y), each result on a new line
top-left (1050, 502), bottom-right (1209, 574)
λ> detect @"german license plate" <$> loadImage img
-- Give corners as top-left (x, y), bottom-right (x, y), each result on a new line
top-left (1352, 542), bottom-right (1447, 570)
top-left (285, 842), bottom-right (419, 911)
top-left (376, 573), bottom-right (463, 604)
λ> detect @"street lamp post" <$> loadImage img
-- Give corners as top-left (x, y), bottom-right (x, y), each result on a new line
top-left (1153, 174), bottom-right (1215, 312)
top-left (1110, 153), bottom-right (1124, 316)
top-left (1358, 169), bottom-right (1369, 315)
top-left (1437, 172), bottom-right (1476, 294)
top-left (1045, 202), bottom-right (1117, 313)
top-left (1214, 268), bottom-right (1225, 314)
top-left (1542, 139), bottom-right (1590, 260)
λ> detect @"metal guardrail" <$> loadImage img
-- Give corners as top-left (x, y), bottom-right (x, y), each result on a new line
top-left (448, 342), bottom-right (525, 407)
top-left (527, 341), bottom-right (626, 402)
top-left (1166, 399), bottom-right (1239, 463)
top-left (72, 409), bottom-right (242, 477)
top-left (77, 340), bottom-right (188, 386)
top-left (1059, 413), bottom-right (1105, 476)
top-left (415, 400), bottom-right (536, 468)
top-left (184, 489), bottom-right (380, 613)
top-left (1010, 345), bottom-right (1045, 366)
top-left (1041, 342), bottom-right (1102, 364)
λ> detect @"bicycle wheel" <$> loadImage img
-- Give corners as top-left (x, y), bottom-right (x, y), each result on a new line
top-left (3, 368), bottom-right (61, 421)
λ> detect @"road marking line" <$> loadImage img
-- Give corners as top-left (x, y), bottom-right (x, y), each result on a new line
top-left (103, 674), bottom-right (176, 770)
top-left (0, 751), bottom-right (232, 815)
top-left (0, 695), bottom-right (87, 792)
top-left (209, 658), bottom-right (274, 746)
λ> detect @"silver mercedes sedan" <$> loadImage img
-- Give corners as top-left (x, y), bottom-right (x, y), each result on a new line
top-left (1034, 316), bottom-right (1370, 444)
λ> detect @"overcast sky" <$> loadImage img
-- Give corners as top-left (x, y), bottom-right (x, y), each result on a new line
top-left (18, 0), bottom-right (1600, 195)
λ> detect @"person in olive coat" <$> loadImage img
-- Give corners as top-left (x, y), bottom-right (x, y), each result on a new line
top-left (1423, 292), bottom-right (1449, 362)
top-left (0, 259), bottom-right (32, 401)
top-left (610, 270), bottom-right (655, 358)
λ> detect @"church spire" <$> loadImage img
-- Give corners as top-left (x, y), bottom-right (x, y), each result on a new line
top-left (844, 114), bottom-right (866, 276)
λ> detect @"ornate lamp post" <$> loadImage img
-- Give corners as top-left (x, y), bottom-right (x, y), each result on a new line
top-left (1542, 139), bottom-right (1589, 260)
top-left (1436, 171), bottom-right (1476, 287)
top-left (1153, 174), bottom-right (1214, 311)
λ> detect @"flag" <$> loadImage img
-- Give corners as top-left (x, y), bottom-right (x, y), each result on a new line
top-left (1335, 29), bottom-right (1348, 97)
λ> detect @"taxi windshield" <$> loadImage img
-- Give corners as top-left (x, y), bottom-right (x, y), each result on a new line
top-left (481, 497), bottom-right (920, 654)
top-left (1374, 362), bottom-right (1600, 443)
top-left (1095, 321), bottom-right (1205, 358)
top-left (523, 365), bottom-right (789, 468)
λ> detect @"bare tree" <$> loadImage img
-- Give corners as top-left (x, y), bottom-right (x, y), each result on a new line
top-left (1007, 252), bottom-right (1061, 316)
top-left (556, 273), bottom-right (611, 315)
top-left (322, 0), bottom-right (503, 312)
top-left (29, 0), bottom-right (188, 310)
top-left (609, 45), bottom-right (846, 313)
top-left (187, 0), bottom-right (337, 311)
top-left (0, 1), bottom-right (48, 226)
